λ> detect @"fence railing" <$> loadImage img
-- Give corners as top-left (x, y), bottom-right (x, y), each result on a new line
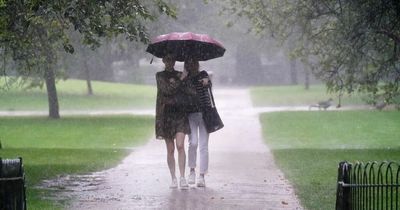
top-left (336, 161), bottom-right (400, 210)
top-left (0, 157), bottom-right (27, 210)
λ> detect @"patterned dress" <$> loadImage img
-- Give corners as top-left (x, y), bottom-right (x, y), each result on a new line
top-left (155, 69), bottom-right (190, 140)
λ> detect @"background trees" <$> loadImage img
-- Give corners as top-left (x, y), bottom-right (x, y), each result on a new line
top-left (220, 0), bottom-right (400, 105)
top-left (3, 0), bottom-right (398, 113)
top-left (0, 0), bottom-right (175, 118)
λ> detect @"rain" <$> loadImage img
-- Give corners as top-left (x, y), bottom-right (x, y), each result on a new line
top-left (1, 1), bottom-right (399, 210)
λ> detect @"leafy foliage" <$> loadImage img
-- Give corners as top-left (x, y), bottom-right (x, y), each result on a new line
top-left (0, 0), bottom-right (176, 77)
top-left (220, 0), bottom-right (400, 105)
top-left (0, 0), bottom-right (176, 118)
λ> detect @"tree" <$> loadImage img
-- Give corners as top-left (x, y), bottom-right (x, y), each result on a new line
top-left (152, 0), bottom-right (284, 86)
top-left (0, 0), bottom-right (176, 118)
top-left (219, 0), bottom-right (400, 105)
top-left (235, 39), bottom-right (264, 85)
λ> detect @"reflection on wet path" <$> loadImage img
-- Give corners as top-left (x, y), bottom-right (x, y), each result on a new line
top-left (36, 88), bottom-right (303, 210)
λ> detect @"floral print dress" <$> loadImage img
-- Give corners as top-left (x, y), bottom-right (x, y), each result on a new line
top-left (155, 70), bottom-right (190, 140)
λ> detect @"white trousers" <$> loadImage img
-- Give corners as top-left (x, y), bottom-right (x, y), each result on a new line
top-left (188, 112), bottom-right (210, 174)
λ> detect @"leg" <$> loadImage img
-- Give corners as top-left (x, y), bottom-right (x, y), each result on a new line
top-left (198, 114), bottom-right (210, 175)
top-left (164, 139), bottom-right (176, 180)
top-left (175, 132), bottom-right (186, 178)
top-left (188, 114), bottom-right (199, 171)
top-left (188, 113), bottom-right (200, 184)
top-left (175, 132), bottom-right (189, 189)
top-left (197, 114), bottom-right (209, 187)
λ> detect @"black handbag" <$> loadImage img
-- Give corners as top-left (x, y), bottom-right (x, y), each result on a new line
top-left (202, 106), bottom-right (224, 133)
top-left (202, 86), bottom-right (224, 133)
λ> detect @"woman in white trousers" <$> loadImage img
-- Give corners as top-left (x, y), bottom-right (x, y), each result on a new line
top-left (183, 59), bottom-right (211, 187)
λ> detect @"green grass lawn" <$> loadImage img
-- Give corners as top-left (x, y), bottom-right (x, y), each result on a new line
top-left (259, 111), bottom-right (400, 210)
top-left (251, 85), bottom-right (366, 106)
top-left (0, 79), bottom-right (156, 110)
top-left (0, 115), bottom-right (154, 209)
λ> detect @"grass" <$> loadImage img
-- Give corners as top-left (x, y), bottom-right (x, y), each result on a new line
top-left (0, 115), bottom-right (154, 209)
top-left (259, 111), bottom-right (400, 210)
top-left (0, 79), bottom-right (156, 110)
top-left (251, 85), bottom-right (366, 106)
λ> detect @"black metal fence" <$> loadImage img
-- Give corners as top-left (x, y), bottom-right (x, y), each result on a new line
top-left (336, 161), bottom-right (400, 210)
top-left (0, 157), bottom-right (26, 210)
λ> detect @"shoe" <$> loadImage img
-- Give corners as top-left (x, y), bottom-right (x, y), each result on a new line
top-left (180, 177), bottom-right (189, 190)
top-left (169, 178), bottom-right (178, 189)
top-left (196, 176), bottom-right (205, 187)
top-left (188, 171), bottom-right (196, 185)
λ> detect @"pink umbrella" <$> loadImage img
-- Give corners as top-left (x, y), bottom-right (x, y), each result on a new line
top-left (146, 32), bottom-right (225, 61)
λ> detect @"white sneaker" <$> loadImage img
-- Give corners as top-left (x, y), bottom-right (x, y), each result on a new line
top-left (188, 172), bottom-right (196, 185)
top-left (169, 178), bottom-right (178, 189)
top-left (180, 177), bottom-right (189, 190)
top-left (196, 176), bottom-right (205, 187)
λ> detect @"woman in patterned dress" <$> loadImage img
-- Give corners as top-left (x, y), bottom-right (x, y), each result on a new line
top-left (155, 54), bottom-right (190, 189)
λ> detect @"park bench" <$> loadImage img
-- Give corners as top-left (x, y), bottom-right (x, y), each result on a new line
top-left (0, 157), bottom-right (26, 210)
top-left (336, 161), bottom-right (400, 210)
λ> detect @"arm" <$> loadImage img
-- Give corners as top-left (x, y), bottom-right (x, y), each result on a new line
top-left (198, 71), bottom-right (212, 87)
top-left (156, 71), bottom-right (189, 96)
top-left (182, 78), bottom-right (198, 96)
top-left (156, 72), bottom-right (181, 96)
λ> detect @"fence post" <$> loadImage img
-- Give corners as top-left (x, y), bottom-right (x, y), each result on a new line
top-left (336, 161), bottom-right (351, 210)
top-left (0, 157), bottom-right (27, 210)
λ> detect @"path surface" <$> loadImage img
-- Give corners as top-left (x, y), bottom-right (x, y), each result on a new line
top-left (38, 88), bottom-right (303, 210)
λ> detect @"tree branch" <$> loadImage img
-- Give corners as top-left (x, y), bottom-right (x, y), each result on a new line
top-left (375, 29), bottom-right (400, 46)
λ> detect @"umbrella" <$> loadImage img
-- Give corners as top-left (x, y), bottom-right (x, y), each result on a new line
top-left (146, 32), bottom-right (225, 61)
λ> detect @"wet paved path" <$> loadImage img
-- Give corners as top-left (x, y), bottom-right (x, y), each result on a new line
top-left (37, 88), bottom-right (303, 209)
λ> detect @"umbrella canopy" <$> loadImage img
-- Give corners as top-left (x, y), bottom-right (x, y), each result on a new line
top-left (146, 32), bottom-right (225, 61)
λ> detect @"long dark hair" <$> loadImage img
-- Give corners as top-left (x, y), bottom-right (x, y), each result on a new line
top-left (184, 59), bottom-right (199, 77)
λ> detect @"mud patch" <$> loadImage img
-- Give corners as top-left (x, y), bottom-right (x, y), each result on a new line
top-left (35, 172), bottom-right (107, 203)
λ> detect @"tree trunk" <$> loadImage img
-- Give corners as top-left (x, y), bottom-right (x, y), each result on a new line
top-left (304, 67), bottom-right (310, 90)
top-left (44, 63), bottom-right (60, 119)
top-left (37, 25), bottom-right (60, 119)
top-left (85, 64), bottom-right (93, 95)
top-left (303, 29), bottom-right (310, 90)
top-left (83, 52), bottom-right (93, 95)
top-left (290, 59), bottom-right (298, 85)
top-left (303, 54), bottom-right (310, 90)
